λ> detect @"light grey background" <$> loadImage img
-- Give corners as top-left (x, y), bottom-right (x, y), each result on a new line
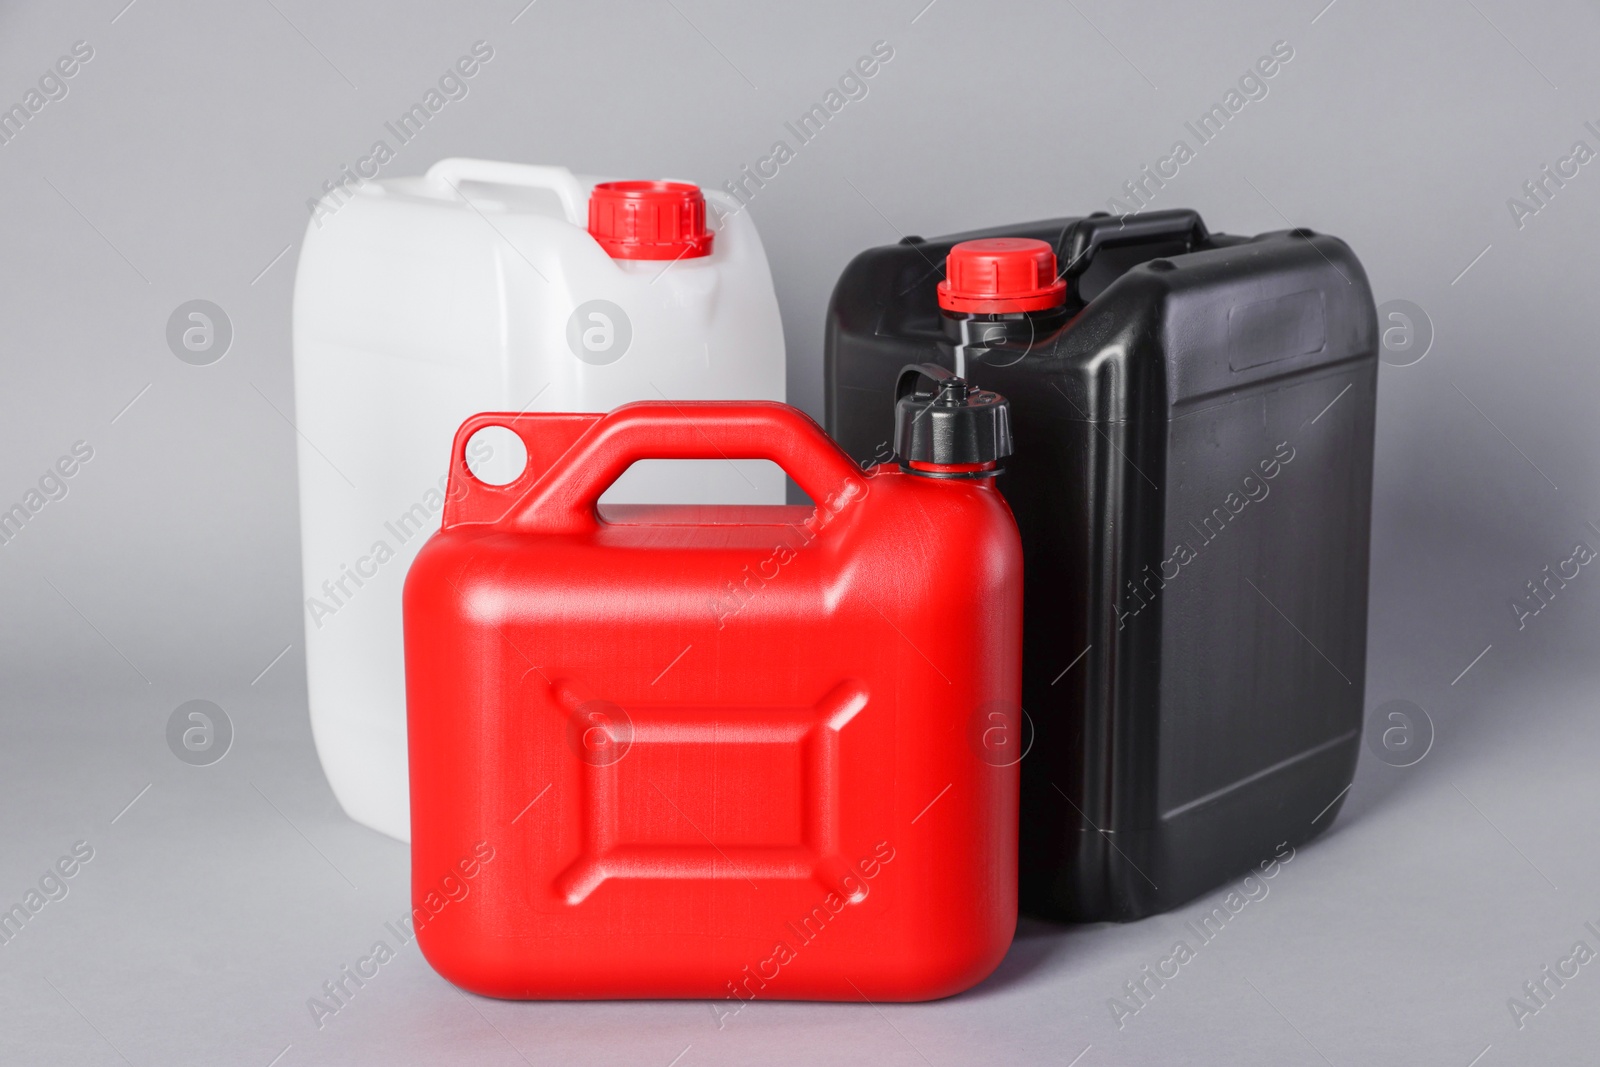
top-left (2, 0), bottom-right (1598, 1063)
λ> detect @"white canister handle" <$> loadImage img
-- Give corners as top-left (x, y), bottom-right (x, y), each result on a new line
top-left (425, 158), bottom-right (587, 225)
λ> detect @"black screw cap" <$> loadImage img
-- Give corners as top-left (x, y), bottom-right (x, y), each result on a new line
top-left (893, 363), bottom-right (1013, 468)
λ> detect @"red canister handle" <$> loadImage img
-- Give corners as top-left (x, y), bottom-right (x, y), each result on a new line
top-left (443, 401), bottom-right (870, 533)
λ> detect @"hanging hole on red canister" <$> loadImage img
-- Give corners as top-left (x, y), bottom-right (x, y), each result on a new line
top-left (464, 425), bottom-right (529, 486)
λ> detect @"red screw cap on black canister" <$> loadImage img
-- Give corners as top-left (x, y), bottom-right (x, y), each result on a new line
top-left (937, 238), bottom-right (1067, 314)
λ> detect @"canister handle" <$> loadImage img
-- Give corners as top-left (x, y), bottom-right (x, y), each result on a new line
top-left (443, 402), bottom-right (870, 534)
top-left (1058, 209), bottom-right (1210, 279)
top-left (424, 158), bottom-right (588, 225)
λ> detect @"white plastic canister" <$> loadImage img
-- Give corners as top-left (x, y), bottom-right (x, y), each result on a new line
top-left (292, 158), bottom-right (786, 841)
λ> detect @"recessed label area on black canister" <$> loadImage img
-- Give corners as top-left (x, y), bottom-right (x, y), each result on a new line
top-left (1227, 289), bottom-right (1327, 370)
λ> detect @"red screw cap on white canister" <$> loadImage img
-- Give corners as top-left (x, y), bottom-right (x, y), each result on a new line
top-left (587, 181), bottom-right (714, 260)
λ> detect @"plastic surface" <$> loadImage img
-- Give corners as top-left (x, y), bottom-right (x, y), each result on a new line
top-left (587, 180), bottom-right (713, 260)
top-left (937, 238), bottom-right (1066, 313)
top-left (1058, 209), bottom-right (1210, 283)
top-left (403, 401), bottom-right (1023, 1000)
top-left (825, 211), bottom-right (1378, 922)
top-left (292, 158), bottom-right (786, 842)
top-left (893, 364), bottom-right (1013, 468)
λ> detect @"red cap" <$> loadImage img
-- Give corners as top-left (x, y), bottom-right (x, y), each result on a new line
top-left (587, 181), bottom-right (713, 260)
top-left (937, 237), bottom-right (1067, 314)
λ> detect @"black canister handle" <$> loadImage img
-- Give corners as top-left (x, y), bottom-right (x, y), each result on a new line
top-left (1059, 209), bottom-right (1210, 279)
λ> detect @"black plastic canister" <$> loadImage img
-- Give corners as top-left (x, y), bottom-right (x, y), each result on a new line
top-left (825, 210), bottom-right (1379, 921)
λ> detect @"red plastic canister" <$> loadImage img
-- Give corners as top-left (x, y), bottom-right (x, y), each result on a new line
top-left (403, 400), bottom-right (1022, 1001)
